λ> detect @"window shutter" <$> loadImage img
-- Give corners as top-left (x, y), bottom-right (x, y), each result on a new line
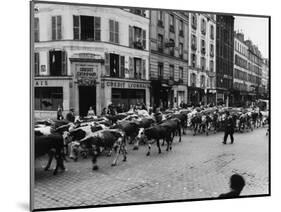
top-left (57, 16), bottom-right (62, 40)
top-left (129, 57), bottom-right (134, 78)
top-left (142, 59), bottom-right (146, 80)
top-left (61, 51), bottom-right (67, 76)
top-left (51, 16), bottom-right (56, 40)
top-left (73, 15), bottom-right (80, 40)
top-left (34, 18), bottom-right (39, 42)
top-left (34, 52), bottom-right (39, 76)
top-left (120, 56), bottom-right (125, 78)
top-left (115, 21), bottom-right (119, 43)
top-left (109, 20), bottom-right (114, 42)
top-left (129, 26), bottom-right (133, 47)
top-left (104, 53), bottom-right (110, 76)
top-left (142, 29), bottom-right (146, 49)
top-left (94, 17), bottom-right (101, 41)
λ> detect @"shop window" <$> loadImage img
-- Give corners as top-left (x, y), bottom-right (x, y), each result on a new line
top-left (109, 20), bottom-right (119, 44)
top-left (35, 87), bottom-right (63, 111)
top-left (52, 16), bottom-right (62, 40)
top-left (129, 26), bottom-right (146, 50)
top-left (73, 15), bottom-right (101, 41)
top-left (49, 50), bottom-right (67, 76)
top-left (34, 52), bottom-right (40, 76)
top-left (34, 17), bottom-right (39, 42)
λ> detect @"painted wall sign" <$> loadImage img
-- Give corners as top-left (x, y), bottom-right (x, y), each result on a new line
top-left (75, 64), bottom-right (99, 86)
top-left (104, 80), bottom-right (150, 89)
top-left (35, 80), bottom-right (48, 86)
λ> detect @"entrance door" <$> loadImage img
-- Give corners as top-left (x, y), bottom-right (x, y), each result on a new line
top-left (79, 86), bottom-right (96, 117)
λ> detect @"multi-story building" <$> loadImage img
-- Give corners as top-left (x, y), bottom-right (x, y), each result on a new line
top-left (233, 32), bottom-right (263, 106)
top-left (215, 15), bottom-right (234, 106)
top-left (188, 13), bottom-right (216, 106)
top-left (245, 40), bottom-right (263, 102)
top-left (149, 10), bottom-right (189, 109)
top-left (33, 4), bottom-right (150, 118)
top-left (261, 58), bottom-right (269, 99)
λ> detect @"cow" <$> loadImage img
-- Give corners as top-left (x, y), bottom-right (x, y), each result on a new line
top-left (136, 125), bottom-right (173, 156)
top-left (79, 129), bottom-right (127, 170)
top-left (167, 113), bottom-right (187, 135)
top-left (35, 134), bottom-right (66, 175)
top-left (159, 118), bottom-right (182, 143)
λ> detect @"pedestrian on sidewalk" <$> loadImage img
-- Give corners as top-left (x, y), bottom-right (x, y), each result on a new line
top-left (223, 111), bottom-right (235, 144)
top-left (57, 105), bottom-right (64, 120)
top-left (219, 174), bottom-right (245, 198)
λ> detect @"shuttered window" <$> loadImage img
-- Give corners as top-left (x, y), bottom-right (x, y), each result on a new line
top-left (129, 26), bottom-right (146, 49)
top-left (49, 50), bottom-right (67, 76)
top-left (73, 15), bottom-right (101, 41)
top-left (109, 20), bottom-right (119, 43)
top-left (34, 17), bottom-right (39, 42)
top-left (104, 53), bottom-right (110, 76)
top-left (51, 16), bottom-right (62, 40)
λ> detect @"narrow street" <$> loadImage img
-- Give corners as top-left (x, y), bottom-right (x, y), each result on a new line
top-left (34, 128), bottom-right (269, 209)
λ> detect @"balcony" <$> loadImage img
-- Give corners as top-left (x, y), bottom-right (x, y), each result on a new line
top-left (157, 20), bottom-right (164, 27)
top-left (133, 41), bottom-right (145, 50)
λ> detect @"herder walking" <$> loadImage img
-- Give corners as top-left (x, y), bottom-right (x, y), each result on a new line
top-left (223, 111), bottom-right (235, 144)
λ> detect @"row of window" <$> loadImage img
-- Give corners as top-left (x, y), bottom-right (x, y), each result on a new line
top-left (34, 51), bottom-right (147, 80)
top-left (235, 40), bottom-right (248, 57)
top-left (233, 82), bottom-right (247, 91)
top-left (235, 54), bottom-right (248, 69)
top-left (35, 16), bottom-right (146, 50)
top-left (191, 35), bottom-right (214, 56)
top-left (190, 53), bottom-right (214, 71)
top-left (191, 14), bottom-right (215, 39)
top-left (157, 63), bottom-right (184, 81)
top-left (234, 68), bottom-right (261, 85)
top-left (190, 73), bottom-right (207, 88)
top-left (157, 34), bottom-right (184, 58)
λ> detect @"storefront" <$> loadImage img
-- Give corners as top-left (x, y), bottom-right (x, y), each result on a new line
top-left (172, 85), bottom-right (188, 107)
top-left (34, 77), bottom-right (72, 119)
top-left (150, 80), bottom-right (173, 110)
top-left (187, 87), bottom-right (204, 106)
top-left (101, 78), bottom-right (150, 112)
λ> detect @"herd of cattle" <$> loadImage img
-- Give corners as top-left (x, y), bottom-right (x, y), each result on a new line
top-left (34, 107), bottom-right (269, 175)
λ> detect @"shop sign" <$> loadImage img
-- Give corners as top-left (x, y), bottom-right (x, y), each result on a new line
top-left (76, 65), bottom-right (98, 86)
top-left (104, 80), bottom-right (150, 89)
top-left (35, 80), bottom-right (48, 86)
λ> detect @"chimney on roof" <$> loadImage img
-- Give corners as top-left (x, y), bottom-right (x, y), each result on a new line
top-left (236, 32), bottom-right (244, 42)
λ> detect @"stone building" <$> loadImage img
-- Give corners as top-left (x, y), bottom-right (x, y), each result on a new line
top-left (149, 10), bottom-right (189, 109)
top-left (188, 13), bottom-right (216, 106)
top-left (33, 3), bottom-right (150, 118)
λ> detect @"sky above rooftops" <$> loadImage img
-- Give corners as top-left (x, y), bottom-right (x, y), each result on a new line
top-left (234, 15), bottom-right (269, 58)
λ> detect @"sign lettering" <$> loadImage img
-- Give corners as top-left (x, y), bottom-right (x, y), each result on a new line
top-left (105, 80), bottom-right (149, 89)
top-left (35, 80), bottom-right (48, 86)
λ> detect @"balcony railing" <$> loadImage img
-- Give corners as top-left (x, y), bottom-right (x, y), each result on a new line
top-left (133, 41), bottom-right (145, 50)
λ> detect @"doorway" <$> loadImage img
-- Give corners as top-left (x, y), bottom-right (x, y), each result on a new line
top-left (78, 86), bottom-right (96, 117)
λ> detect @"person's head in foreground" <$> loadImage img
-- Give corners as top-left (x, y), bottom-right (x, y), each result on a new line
top-left (219, 174), bottom-right (245, 198)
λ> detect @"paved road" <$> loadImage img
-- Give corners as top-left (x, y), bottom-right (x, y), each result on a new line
top-left (33, 128), bottom-right (269, 210)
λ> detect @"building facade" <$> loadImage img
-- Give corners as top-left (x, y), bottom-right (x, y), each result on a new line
top-left (215, 15), bottom-right (234, 106)
top-left (188, 13), bottom-right (216, 106)
top-left (233, 32), bottom-right (263, 106)
top-left (149, 10), bottom-right (189, 109)
top-left (261, 58), bottom-right (269, 99)
top-left (34, 4), bottom-right (150, 119)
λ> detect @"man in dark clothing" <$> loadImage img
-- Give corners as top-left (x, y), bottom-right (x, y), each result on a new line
top-left (219, 174), bottom-right (245, 198)
top-left (223, 111), bottom-right (235, 144)
top-left (66, 108), bottom-right (75, 122)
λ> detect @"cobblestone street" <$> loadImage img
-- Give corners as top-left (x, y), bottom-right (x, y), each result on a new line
top-left (34, 128), bottom-right (269, 210)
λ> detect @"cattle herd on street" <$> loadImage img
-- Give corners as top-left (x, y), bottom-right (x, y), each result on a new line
top-left (34, 106), bottom-right (269, 175)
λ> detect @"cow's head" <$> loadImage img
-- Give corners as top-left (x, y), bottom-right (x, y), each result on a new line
top-left (62, 131), bottom-right (72, 145)
top-left (136, 128), bottom-right (147, 144)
